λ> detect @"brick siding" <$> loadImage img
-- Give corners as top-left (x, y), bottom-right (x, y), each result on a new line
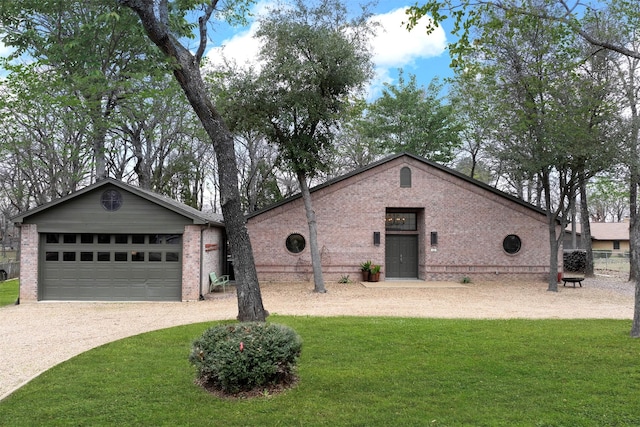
top-left (247, 156), bottom-right (556, 283)
top-left (181, 225), bottom-right (203, 301)
top-left (18, 224), bottom-right (38, 302)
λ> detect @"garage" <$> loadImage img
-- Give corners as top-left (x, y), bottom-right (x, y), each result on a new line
top-left (40, 232), bottom-right (183, 301)
top-left (14, 178), bottom-right (226, 302)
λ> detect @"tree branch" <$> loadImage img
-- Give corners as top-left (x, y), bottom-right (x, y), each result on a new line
top-left (575, 27), bottom-right (640, 60)
top-left (490, 0), bottom-right (640, 59)
top-left (408, 1), bottom-right (640, 60)
top-left (196, 1), bottom-right (219, 62)
top-left (118, 0), bottom-right (173, 53)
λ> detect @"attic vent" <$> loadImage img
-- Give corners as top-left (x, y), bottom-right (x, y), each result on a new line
top-left (400, 167), bottom-right (411, 188)
top-left (101, 189), bottom-right (123, 212)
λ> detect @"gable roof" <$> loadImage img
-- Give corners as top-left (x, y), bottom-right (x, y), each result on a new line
top-left (246, 152), bottom-right (548, 219)
top-left (11, 178), bottom-right (224, 226)
top-left (575, 222), bottom-right (630, 241)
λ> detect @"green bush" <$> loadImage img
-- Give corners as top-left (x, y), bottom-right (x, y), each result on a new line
top-left (189, 322), bottom-right (302, 395)
top-left (338, 274), bottom-right (351, 283)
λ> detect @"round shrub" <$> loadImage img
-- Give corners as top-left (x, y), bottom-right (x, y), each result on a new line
top-left (189, 322), bottom-right (302, 395)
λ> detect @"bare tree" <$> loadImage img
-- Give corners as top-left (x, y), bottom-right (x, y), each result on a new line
top-left (0, 67), bottom-right (92, 209)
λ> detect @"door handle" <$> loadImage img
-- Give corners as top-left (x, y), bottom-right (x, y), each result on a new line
top-left (400, 254), bottom-right (403, 263)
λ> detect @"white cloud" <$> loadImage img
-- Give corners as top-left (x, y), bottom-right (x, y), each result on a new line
top-left (206, 22), bottom-right (262, 70)
top-left (366, 8), bottom-right (447, 98)
top-left (370, 8), bottom-right (446, 68)
top-left (204, 4), bottom-right (447, 98)
top-left (205, 0), bottom-right (272, 70)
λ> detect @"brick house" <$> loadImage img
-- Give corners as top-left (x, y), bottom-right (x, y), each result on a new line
top-left (14, 153), bottom-right (555, 302)
top-left (246, 153), bottom-right (555, 282)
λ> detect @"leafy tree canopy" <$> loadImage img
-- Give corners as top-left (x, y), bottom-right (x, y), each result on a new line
top-left (405, 0), bottom-right (640, 68)
top-left (254, 0), bottom-right (375, 177)
top-left (362, 70), bottom-right (461, 163)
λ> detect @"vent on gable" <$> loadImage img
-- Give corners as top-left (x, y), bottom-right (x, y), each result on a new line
top-left (400, 167), bottom-right (411, 188)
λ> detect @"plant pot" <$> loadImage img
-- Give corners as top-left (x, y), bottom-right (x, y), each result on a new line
top-left (368, 272), bottom-right (380, 282)
top-left (362, 271), bottom-right (370, 281)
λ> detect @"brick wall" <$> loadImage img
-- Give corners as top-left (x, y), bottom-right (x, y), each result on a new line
top-left (18, 224), bottom-right (38, 302)
top-left (181, 225), bottom-right (202, 301)
top-left (247, 156), bottom-right (554, 283)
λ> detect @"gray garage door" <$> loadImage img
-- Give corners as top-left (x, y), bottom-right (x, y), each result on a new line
top-left (40, 233), bottom-right (182, 301)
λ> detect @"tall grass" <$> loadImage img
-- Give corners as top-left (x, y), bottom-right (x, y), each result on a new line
top-left (1, 317), bottom-right (639, 426)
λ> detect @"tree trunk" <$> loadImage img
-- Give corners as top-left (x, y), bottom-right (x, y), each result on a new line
top-left (91, 115), bottom-right (108, 181)
top-left (176, 65), bottom-right (267, 321)
top-left (175, 57), bottom-right (266, 322)
top-left (570, 198), bottom-right (577, 249)
top-left (121, 0), bottom-right (266, 321)
top-left (547, 213), bottom-right (559, 292)
top-left (297, 171), bottom-right (326, 293)
top-left (628, 136), bottom-right (639, 336)
top-left (629, 172), bottom-right (638, 282)
top-left (630, 212), bottom-right (640, 337)
top-left (541, 171), bottom-right (559, 292)
top-left (579, 173), bottom-right (594, 277)
top-left (131, 128), bottom-right (151, 189)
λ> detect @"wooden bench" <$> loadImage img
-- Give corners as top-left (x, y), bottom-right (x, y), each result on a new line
top-left (562, 277), bottom-right (583, 288)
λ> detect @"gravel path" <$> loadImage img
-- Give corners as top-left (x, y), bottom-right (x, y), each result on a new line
top-left (0, 275), bottom-right (636, 400)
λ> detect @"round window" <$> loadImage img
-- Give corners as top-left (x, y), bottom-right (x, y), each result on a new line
top-left (285, 233), bottom-right (306, 254)
top-left (101, 189), bottom-right (123, 211)
top-left (503, 234), bottom-right (522, 254)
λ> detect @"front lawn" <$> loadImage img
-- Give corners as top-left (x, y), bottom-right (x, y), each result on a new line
top-left (0, 278), bottom-right (18, 307)
top-left (1, 317), bottom-right (639, 426)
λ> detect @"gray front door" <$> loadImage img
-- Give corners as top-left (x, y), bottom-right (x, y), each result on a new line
top-left (385, 235), bottom-right (418, 278)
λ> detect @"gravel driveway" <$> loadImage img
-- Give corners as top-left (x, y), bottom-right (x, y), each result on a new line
top-left (1, 276), bottom-right (635, 400)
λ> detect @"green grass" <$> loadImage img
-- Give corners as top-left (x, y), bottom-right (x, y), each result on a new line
top-left (0, 278), bottom-right (18, 307)
top-left (1, 317), bottom-right (639, 426)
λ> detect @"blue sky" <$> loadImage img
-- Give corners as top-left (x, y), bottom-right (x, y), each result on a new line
top-left (203, 1), bottom-right (455, 99)
top-left (0, 1), bottom-right (454, 97)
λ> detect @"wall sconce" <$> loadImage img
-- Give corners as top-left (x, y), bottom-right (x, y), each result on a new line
top-left (373, 231), bottom-right (380, 246)
top-left (430, 231), bottom-right (438, 246)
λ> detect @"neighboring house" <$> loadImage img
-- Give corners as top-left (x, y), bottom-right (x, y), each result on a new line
top-left (14, 153), bottom-right (557, 302)
top-left (13, 178), bottom-right (227, 302)
top-left (567, 222), bottom-right (630, 254)
top-left (246, 153), bottom-right (556, 283)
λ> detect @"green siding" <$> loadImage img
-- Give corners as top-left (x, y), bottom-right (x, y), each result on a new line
top-left (25, 184), bottom-right (193, 234)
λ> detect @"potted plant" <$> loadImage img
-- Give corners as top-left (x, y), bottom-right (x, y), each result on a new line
top-left (360, 260), bottom-right (371, 281)
top-left (369, 264), bottom-right (381, 282)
